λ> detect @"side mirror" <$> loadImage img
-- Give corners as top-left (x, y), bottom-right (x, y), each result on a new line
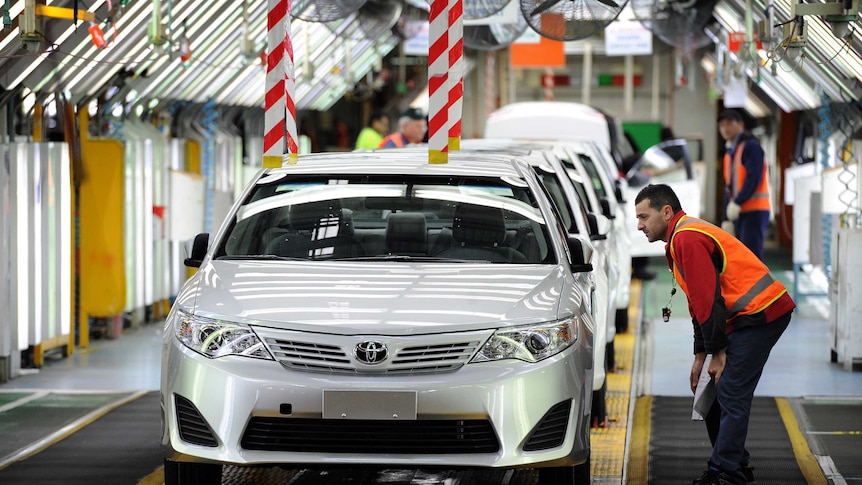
top-left (586, 213), bottom-right (611, 241)
top-left (600, 197), bottom-right (615, 219)
top-left (614, 183), bottom-right (625, 204)
top-left (183, 233), bottom-right (210, 268)
top-left (567, 235), bottom-right (594, 273)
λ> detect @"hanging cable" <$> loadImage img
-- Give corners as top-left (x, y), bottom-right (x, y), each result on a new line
top-left (202, 100), bottom-right (218, 233)
top-left (3, 0), bottom-right (12, 32)
top-left (818, 98), bottom-right (833, 279)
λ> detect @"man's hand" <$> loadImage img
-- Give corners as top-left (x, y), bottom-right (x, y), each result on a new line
top-left (726, 201), bottom-right (741, 221)
top-left (708, 349), bottom-right (727, 384)
top-left (690, 352), bottom-right (707, 394)
top-left (720, 220), bottom-right (735, 233)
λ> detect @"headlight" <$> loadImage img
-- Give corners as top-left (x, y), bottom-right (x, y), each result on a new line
top-left (174, 311), bottom-right (273, 360)
top-left (470, 317), bottom-right (579, 363)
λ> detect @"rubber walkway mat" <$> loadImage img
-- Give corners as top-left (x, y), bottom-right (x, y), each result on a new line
top-left (0, 391), bottom-right (163, 485)
top-left (648, 396), bottom-right (808, 484)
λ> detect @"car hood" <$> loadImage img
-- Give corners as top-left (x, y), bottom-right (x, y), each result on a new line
top-left (176, 260), bottom-right (568, 335)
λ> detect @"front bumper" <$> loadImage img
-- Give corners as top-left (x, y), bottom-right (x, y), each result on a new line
top-left (161, 331), bottom-right (592, 469)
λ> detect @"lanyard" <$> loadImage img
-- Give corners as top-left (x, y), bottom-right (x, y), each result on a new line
top-left (662, 271), bottom-right (678, 323)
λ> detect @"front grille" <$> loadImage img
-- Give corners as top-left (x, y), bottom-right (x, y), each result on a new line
top-left (241, 418), bottom-right (499, 454)
top-left (522, 400), bottom-right (571, 451)
top-left (266, 339), bottom-right (353, 372)
top-left (264, 337), bottom-right (482, 375)
top-left (175, 394), bottom-right (218, 447)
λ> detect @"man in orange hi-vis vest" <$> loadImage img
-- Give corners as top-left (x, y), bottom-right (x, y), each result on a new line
top-left (635, 184), bottom-right (795, 485)
top-left (718, 109), bottom-right (770, 260)
top-left (379, 107), bottom-right (427, 149)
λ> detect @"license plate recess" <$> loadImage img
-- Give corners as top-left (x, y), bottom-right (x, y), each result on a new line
top-left (323, 390), bottom-right (417, 420)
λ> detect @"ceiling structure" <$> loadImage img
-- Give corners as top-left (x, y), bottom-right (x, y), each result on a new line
top-left (706, 0), bottom-right (862, 113)
top-left (0, 0), bottom-right (402, 112)
top-left (0, 0), bottom-right (860, 116)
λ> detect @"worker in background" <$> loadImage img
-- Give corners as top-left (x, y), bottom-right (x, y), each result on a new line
top-left (634, 183), bottom-right (795, 485)
top-left (379, 107), bottom-right (427, 148)
top-left (354, 109), bottom-right (389, 150)
top-left (718, 109), bottom-right (770, 260)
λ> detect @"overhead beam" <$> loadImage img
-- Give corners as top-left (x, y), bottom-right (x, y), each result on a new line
top-left (34, 5), bottom-right (96, 22)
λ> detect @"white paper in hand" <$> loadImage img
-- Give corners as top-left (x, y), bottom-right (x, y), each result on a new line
top-left (692, 354), bottom-right (717, 420)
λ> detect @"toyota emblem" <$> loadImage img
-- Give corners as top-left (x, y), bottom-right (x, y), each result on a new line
top-left (354, 341), bottom-right (389, 365)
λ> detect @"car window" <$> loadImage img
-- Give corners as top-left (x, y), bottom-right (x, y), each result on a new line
top-left (577, 154), bottom-right (609, 199)
top-left (533, 168), bottom-right (578, 234)
top-left (216, 174), bottom-right (556, 264)
top-left (565, 171), bottom-right (596, 214)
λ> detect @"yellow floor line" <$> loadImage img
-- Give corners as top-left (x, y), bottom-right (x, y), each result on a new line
top-left (775, 397), bottom-right (828, 485)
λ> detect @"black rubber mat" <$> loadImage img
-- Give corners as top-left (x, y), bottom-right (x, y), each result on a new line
top-left (800, 399), bottom-right (862, 484)
top-left (649, 396), bottom-right (808, 484)
top-left (0, 391), bottom-right (163, 485)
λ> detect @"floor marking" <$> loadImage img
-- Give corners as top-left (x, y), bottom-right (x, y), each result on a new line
top-left (0, 391), bottom-right (50, 413)
top-left (0, 390), bottom-right (147, 470)
top-left (775, 397), bottom-right (828, 485)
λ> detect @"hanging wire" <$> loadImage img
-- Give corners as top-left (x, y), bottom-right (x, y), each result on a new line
top-left (831, 101), bottom-right (862, 228)
top-left (817, 99), bottom-right (833, 279)
top-left (202, 99), bottom-right (218, 233)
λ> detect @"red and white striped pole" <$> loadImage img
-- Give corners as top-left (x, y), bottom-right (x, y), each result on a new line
top-left (543, 67), bottom-right (555, 101)
top-left (264, 0), bottom-right (287, 168)
top-left (428, 0), bottom-right (449, 164)
top-left (263, 0), bottom-right (298, 168)
top-left (447, 0), bottom-right (463, 152)
top-left (283, 0), bottom-right (298, 165)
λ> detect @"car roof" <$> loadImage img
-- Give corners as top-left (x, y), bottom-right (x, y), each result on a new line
top-left (272, 150), bottom-right (532, 179)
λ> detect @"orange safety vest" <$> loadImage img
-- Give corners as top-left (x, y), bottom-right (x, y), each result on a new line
top-left (379, 133), bottom-right (406, 148)
top-left (723, 140), bottom-right (770, 212)
top-left (669, 216), bottom-right (788, 320)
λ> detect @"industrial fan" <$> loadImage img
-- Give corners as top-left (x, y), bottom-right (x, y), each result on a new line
top-left (630, 0), bottom-right (718, 49)
top-left (464, 0), bottom-right (512, 19)
top-left (401, 1), bottom-right (511, 20)
top-left (519, 0), bottom-right (627, 41)
top-left (326, 0), bottom-right (404, 41)
top-left (464, 7), bottom-right (529, 50)
top-left (293, 0), bottom-right (367, 23)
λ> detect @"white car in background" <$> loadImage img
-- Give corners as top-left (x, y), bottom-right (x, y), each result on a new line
top-left (161, 151), bottom-right (597, 485)
top-left (472, 130), bottom-right (643, 332)
top-left (459, 138), bottom-right (618, 427)
top-left (485, 101), bottom-right (701, 259)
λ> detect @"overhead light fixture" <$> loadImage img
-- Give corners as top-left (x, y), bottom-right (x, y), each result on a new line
top-left (793, 0), bottom-right (859, 39)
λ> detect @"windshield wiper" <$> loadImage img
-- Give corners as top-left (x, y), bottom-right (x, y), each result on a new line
top-left (216, 255), bottom-right (309, 261)
top-left (330, 255), bottom-right (487, 263)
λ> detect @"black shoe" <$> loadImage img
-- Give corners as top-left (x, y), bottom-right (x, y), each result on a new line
top-left (741, 464), bottom-right (756, 485)
top-left (692, 469), bottom-right (737, 485)
top-left (632, 268), bottom-right (657, 280)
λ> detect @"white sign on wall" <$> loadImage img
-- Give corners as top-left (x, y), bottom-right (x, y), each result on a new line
top-left (403, 20), bottom-right (429, 56)
top-left (604, 20), bottom-right (653, 56)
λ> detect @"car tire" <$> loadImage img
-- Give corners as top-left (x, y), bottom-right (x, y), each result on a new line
top-left (615, 307), bottom-right (629, 334)
top-left (163, 459), bottom-right (222, 485)
top-left (537, 454), bottom-right (590, 484)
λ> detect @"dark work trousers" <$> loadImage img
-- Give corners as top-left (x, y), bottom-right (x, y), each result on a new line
top-left (733, 210), bottom-right (770, 260)
top-left (704, 310), bottom-right (792, 484)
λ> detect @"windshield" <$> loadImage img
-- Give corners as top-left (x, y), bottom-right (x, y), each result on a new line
top-left (215, 174), bottom-right (556, 264)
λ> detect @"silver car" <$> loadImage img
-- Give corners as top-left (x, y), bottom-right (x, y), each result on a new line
top-left (161, 151), bottom-right (597, 484)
